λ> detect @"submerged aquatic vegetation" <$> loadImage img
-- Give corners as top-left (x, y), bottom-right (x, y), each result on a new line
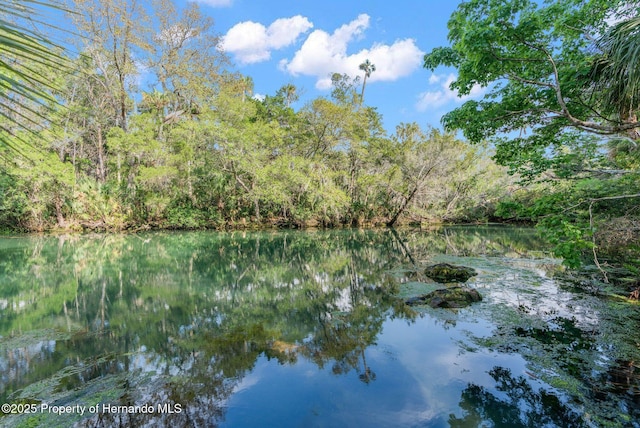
top-left (0, 227), bottom-right (639, 427)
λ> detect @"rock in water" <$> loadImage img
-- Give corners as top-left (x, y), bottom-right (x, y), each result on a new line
top-left (405, 286), bottom-right (482, 309)
top-left (424, 263), bottom-right (477, 283)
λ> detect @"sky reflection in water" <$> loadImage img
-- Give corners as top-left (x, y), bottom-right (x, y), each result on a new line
top-left (222, 316), bottom-right (535, 428)
top-left (0, 227), bottom-right (638, 427)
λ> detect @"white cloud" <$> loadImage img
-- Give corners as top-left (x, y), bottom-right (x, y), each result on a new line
top-left (221, 16), bottom-right (313, 65)
top-left (132, 59), bottom-right (149, 86)
top-left (416, 73), bottom-right (485, 112)
top-left (192, 0), bottom-right (233, 7)
top-left (267, 17), bottom-right (314, 49)
top-left (281, 14), bottom-right (423, 89)
top-left (428, 73), bottom-right (441, 84)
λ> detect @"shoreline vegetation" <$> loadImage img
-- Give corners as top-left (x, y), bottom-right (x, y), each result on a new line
top-left (0, 206), bottom-right (526, 235)
top-left (0, 214), bottom-right (522, 234)
top-left (0, 0), bottom-right (638, 294)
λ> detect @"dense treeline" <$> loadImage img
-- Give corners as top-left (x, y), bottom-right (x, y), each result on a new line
top-left (0, 0), bottom-right (510, 232)
top-left (1, 0), bottom-right (640, 280)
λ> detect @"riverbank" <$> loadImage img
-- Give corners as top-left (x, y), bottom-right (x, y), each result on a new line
top-left (1, 214), bottom-right (504, 234)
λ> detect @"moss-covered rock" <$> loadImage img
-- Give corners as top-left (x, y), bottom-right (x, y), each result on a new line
top-left (405, 286), bottom-right (482, 308)
top-left (424, 263), bottom-right (477, 283)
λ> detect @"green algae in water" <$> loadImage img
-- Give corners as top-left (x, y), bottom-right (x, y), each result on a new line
top-left (2, 371), bottom-right (129, 428)
top-left (0, 329), bottom-right (75, 348)
top-left (396, 281), bottom-right (445, 299)
top-left (1, 227), bottom-right (640, 427)
top-left (466, 300), bottom-right (640, 427)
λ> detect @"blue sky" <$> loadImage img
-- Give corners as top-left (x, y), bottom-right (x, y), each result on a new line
top-left (191, 0), bottom-right (485, 132)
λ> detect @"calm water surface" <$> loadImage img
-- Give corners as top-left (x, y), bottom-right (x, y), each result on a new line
top-left (0, 226), bottom-right (638, 427)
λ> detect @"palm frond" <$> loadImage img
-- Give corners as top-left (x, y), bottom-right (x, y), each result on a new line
top-left (0, 0), bottom-right (73, 150)
top-left (592, 14), bottom-right (640, 121)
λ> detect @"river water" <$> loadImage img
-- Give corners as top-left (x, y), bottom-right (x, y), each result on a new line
top-left (0, 226), bottom-right (638, 427)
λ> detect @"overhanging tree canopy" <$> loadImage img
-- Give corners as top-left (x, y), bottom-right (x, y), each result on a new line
top-left (423, 0), bottom-right (639, 174)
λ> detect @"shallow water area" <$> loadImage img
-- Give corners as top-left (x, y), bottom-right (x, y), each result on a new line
top-left (0, 226), bottom-right (638, 427)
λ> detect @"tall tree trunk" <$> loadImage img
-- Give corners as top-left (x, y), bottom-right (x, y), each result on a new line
top-left (119, 70), bottom-right (128, 131)
top-left (254, 198), bottom-right (260, 220)
top-left (360, 76), bottom-right (367, 105)
top-left (116, 154), bottom-right (122, 185)
top-left (187, 159), bottom-right (195, 203)
top-left (96, 125), bottom-right (106, 182)
top-left (387, 185), bottom-right (419, 227)
top-left (54, 193), bottom-right (65, 228)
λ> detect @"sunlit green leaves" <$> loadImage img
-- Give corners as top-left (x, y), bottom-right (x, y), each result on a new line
top-left (0, 0), bottom-right (72, 149)
top-left (425, 0), bottom-right (634, 147)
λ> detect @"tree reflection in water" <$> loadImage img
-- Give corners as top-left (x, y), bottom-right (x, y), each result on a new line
top-left (0, 227), bottom-right (639, 426)
top-left (1, 230), bottom-right (415, 426)
top-left (450, 367), bottom-right (584, 428)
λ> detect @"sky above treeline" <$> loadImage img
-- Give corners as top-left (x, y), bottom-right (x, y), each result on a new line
top-left (191, 0), bottom-right (483, 130)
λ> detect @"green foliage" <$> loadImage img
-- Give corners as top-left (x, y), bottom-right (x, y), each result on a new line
top-left (165, 199), bottom-right (206, 229)
top-left (493, 200), bottom-right (526, 221)
top-left (0, 0), bottom-right (515, 233)
top-left (539, 217), bottom-right (593, 268)
top-left (70, 179), bottom-right (128, 228)
top-left (0, 132), bottom-right (75, 229)
top-left (427, 0), bottom-right (640, 271)
top-left (2, 0), bottom-right (640, 284)
top-left (493, 175), bottom-right (640, 267)
top-left (590, 14), bottom-right (640, 128)
top-left (424, 0), bottom-right (632, 162)
top-left (0, 171), bottom-right (27, 229)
